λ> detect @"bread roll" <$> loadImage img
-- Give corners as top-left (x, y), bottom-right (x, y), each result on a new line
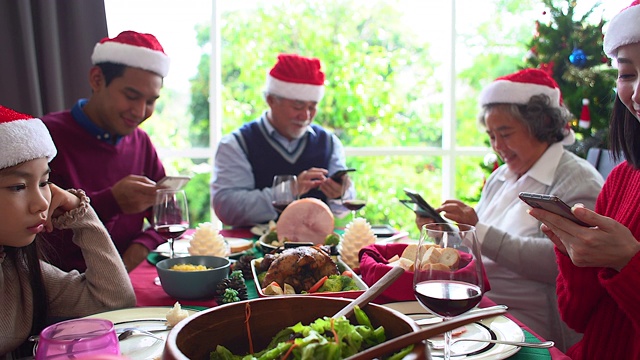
top-left (400, 244), bottom-right (419, 262)
top-left (422, 246), bottom-right (441, 264)
top-left (421, 262), bottom-right (450, 271)
top-left (439, 248), bottom-right (460, 269)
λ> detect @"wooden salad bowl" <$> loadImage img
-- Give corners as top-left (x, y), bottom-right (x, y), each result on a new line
top-left (163, 296), bottom-right (428, 360)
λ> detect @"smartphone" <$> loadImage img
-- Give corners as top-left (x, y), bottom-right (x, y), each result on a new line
top-left (371, 224), bottom-right (397, 238)
top-left (156, 176), bottom-right (191, 190)
top-left (330, 168), bottom-right (356, 183)
top-left (518, 192), bottom-right (590, 227)
top-left (402, 188), bottom-right (449, 225)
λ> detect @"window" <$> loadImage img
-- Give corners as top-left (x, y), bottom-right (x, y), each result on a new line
top-left (105, 0), bottom-right (624, 238)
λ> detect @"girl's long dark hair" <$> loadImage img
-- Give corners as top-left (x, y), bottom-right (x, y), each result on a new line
top-left (609, 96), bottom-right (640, 168)
top-left (6, 235), bottom-right (49, 334)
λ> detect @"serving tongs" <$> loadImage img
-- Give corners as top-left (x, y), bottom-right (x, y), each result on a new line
top-left (345, 307), bottom-right (508, 360)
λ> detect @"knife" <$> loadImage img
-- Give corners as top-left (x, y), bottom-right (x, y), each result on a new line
top-left (28, 325), bottom-right (172, 342)
top-left (115, 325), bottom-right (172, 334)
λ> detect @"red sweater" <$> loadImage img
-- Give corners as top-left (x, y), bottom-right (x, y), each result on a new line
top-left (41, 109), bottom-right (166, 272)
top-left (557, 161), bottom-right (640, 359)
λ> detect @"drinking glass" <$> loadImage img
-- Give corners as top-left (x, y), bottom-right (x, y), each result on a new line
top-left (34, 318), bottom-right (119, 359)
top-left (271, 175), bottom-right (299, 213)
top-left (341, 174), bottom-right (366, 221)
top-left (413, 223), bottom-right (485, 360)
top-left (153, 189), bottom-right (189, 259)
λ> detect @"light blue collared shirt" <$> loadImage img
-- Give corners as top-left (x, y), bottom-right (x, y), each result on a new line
top-left (211, 114), bottom-right (354, 227)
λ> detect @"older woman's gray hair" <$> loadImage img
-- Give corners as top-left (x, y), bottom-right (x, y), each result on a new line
top-left (478, 94), bottom-right (573, 145)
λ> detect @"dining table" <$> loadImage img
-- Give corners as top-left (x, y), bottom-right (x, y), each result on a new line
top-left (128, 227), bottom-right (571, 360)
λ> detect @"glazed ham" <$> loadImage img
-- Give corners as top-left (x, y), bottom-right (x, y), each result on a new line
top-left (277, 198), bottom-right (334, 245)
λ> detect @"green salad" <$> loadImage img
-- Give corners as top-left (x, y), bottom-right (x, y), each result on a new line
top-left (209, 305), bottom-right (413, 360)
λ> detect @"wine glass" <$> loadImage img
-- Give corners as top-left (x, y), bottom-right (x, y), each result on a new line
top-left (413, 223), bottom-right (485, 360)
top-left (341, 174), bottom-right (366, 221)
top-left (271, 175), bottom-right (299, 213)
top-left (153, 189), bottom-right (189, 259)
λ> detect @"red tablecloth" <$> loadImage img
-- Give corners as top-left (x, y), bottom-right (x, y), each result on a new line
top-left (129, 228), bottom-right (570, 359)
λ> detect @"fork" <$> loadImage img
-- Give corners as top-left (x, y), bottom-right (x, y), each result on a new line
top-left (428, 338), bottom-right (554, 350)
top-left (117, 328), bottom-right (165, 342)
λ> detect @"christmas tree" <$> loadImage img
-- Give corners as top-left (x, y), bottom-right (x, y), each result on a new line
top-left (524, 0), bottom-right (618, 158)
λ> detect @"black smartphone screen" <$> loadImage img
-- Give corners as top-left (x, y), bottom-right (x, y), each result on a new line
top-left (402, 188), bottom-right (449, 225)
top-left (518, 192), bottom-right (590, 227)
top-left (330, 168), bottom-right (356, 183)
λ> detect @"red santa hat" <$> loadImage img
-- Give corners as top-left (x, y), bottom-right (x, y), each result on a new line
top-left (265, 54), bottom-right (325, 102)
top-left (479, 68), bottom-right (575, 145)
top-left (579, 98), bottom-right (591, 129)
top-left (0, 105), bottom-right (57, 170)
top-left (91, 31), bottom-right (170, 77)
top-left (603, 0), bottom-right (640, 58)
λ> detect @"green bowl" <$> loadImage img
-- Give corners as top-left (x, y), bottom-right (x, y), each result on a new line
top-left (156, 255), bottom-right (230, 300)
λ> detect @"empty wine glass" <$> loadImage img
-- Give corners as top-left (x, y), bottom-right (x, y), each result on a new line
top-left (413, 223), bottom-right (485, 360)
top-left (341, 174), bottom-right (366, 221)
top-left (271, 175), bottom-right (299, 213)
top-left (153, 189), bottom-right (189, 259)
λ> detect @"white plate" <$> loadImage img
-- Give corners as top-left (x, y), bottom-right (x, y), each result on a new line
top-left (155, 237), bottom-right (252, 258)
top-left (383, 301), bottom-right (524, 359)
top-left (84, 307), bottom-right (198, 360)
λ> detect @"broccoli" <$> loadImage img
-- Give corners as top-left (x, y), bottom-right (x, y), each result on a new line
top-left (265, 231), bottom-right (279, 244)
top-left (318, 276), bottom-right (343, 292)
top-left (340, 275), bottom-right (360, 291)
top-left (317, 274), bottom-right (359, 292)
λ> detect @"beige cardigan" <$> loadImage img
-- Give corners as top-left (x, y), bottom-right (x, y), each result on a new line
top-left (0, 190), bottom-right (136, 357)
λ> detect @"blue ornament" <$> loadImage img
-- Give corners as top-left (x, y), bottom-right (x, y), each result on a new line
top-left (569, 48), bottom-right (587, 68)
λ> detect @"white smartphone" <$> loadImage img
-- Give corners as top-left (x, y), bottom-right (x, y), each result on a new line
top-left (156, 176), bottom-right (191, 190)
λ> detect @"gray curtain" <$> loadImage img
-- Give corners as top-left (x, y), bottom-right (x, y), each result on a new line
top-left (0, 0), bottom-right (107, 117)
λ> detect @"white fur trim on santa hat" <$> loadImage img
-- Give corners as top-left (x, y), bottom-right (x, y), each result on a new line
top-left (0, 118), bottom-right (57, 169)
top-left (603, 2), bottom-right (640, 58)
top-left (92, 41), bottom-right (170, 77)
top-left (479, 80), bottom-right (562, 108)
top-left (265, 74), bottom-right (325, 102)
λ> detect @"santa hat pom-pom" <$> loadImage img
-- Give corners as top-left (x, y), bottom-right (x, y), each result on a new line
top-left (579, 98), bottom-right (591, 129)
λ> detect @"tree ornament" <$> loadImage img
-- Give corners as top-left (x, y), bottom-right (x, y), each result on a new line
top-left (569, 48), bottom-right (587, 68)
top-left (579, 98), bottom-right (591, 129)
top-left (483, 153), bottom-right (499, 172)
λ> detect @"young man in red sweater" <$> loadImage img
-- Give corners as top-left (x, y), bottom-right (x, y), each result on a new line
top-left (41, 31), bottom-right (170, 272)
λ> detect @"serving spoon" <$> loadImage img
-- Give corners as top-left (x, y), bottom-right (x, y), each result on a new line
top-left (345, 307), bottom-right (508, 360)
top-left (332, 265), bottom-right (405, 319)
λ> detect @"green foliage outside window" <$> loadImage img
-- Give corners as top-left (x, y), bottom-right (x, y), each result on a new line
top-left (145, 0), bottom-right (567, 238)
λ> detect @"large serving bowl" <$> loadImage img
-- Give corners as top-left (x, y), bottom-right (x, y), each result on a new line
top-left (156, 255), bottom-right (230, 300)
top-left (163, 296), bottom-right (428, 360)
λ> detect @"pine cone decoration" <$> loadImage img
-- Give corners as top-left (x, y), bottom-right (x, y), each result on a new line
top-left (215, 272), bottom-right (248, 303)
top-left (232, 254), bottom-right (256, 279)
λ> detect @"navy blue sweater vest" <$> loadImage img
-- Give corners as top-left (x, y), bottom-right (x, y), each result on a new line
top-left (235, 120), bottom-right (333, 203)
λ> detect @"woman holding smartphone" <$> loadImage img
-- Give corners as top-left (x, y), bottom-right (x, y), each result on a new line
top-left (416, 68), bottom-right (604, 351)
top-left (527, 1), bottom-right (640, 358)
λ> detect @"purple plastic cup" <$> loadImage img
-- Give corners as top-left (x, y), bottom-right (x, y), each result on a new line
top-left (34, 318), bottom-right (119, 359)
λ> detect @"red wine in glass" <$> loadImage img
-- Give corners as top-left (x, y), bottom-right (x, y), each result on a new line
top-left (343, 199), bottom-right (366, 211)
top-left (155, 224), bottom-right (188, 241)
top-left (272, 201), bottom-right (291, 213)
top-left (343, 199), bottom-right (366, 220)
top-left (413, 223), bottom-right (484, 360)
top-left (415, 280), bottom-right (482, 317)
